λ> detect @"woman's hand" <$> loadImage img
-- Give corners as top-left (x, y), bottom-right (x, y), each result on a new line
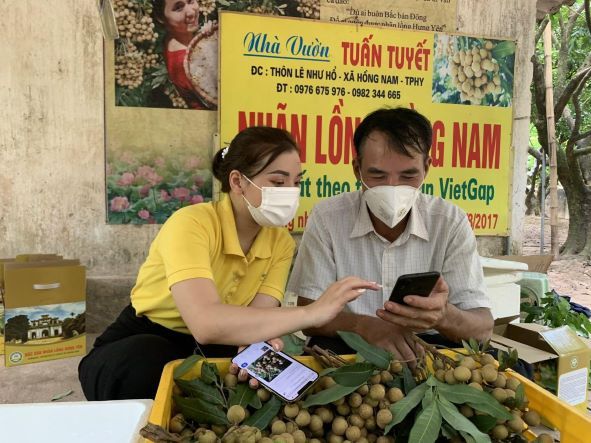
top-left (305, 277), bottom-right (380, 328)
top-left (228, 337), bottom-right (284, 389)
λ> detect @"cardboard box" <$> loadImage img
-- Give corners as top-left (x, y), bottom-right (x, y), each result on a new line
top-left (2, 259), bottom-right (86, 367)
top-left (491, 322), bottom-right (591, 411)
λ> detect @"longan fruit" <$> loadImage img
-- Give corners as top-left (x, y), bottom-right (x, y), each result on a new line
top-left (369, 374), bottom-right (382, 385)
top-left (469, 382), bottom-right (483, 391)
top-left (211, 424), bottom-right (227, 436)
top-left (454, 366), bottom-right (472, 382)
top-left (494, 373), bottom-right (507, 388)
top-left (363, 397), bottom-right (379, 408)
top-left (480, 353), bottom-right (496, 366)
top-left (309, 414), bottom-right (324, 431)
top-left (348, 414), bottom-right (365, 428)
top-left (271, 420), bottom-right (287, 435)
top-left (387, 387), bottom-right (404, 403)
top-left (491, 424), bottom-right (509, 440)
top-left (328, 433), bottom-right (344, 443)
top-left (524, 410), bottom-right (541, 427)
top-left (316, 407), bottom-right (334, 423)
top-left (471, 369), bottom-right (483, 384)
top-left (491, 387), bottom-right (508, 403)
top-left (256, 388), bottom-right (271, 402)
top-left (284, 403), bottom-right (299, 418)
top-left (380, 370), bottom-right (393, 384)
top-left (348, 393), bottom-right (363, 408)
top-left (346, 425), bottom-right (362, 442)
top-left (364, 417), bottom-right (377, 431)
top-left (332, 416), bottom-right (348, 436)
top-left (482, 364), bottom-right (498, 383)
top-left (389, 361), bottom-right (403, 373)
top-left (337, 403), bottom-right (351, 416)
top-left (278, 432), bottom-right (295, 443)
top-left (376, 409), bottom-right (393, 429)
top-left (444, 369), bottom-right (458, 385)
top-left (535, 433), bottom-right (554, 443)
top-left (295, 410), bottom-right (311, 427)
top-left (508, 416), bottom-right (525, 433)
top-left (369, 384), bottom-right (386, 401)
top-left (460, 405), bottom-right (474, 417)
top-left (358, 403), bottom-right (374, 419)
top-left (356, 384), bottom-right (370, 396)
top-left (223, 373), bottom-right (238, 388)
top-left (292, 430), bottom-right (306, 443)
top-left (506, 378), bottom-right (521, 392)
top-left (460, 356), bottom-right (477, 370)
top-left (169, 413), bottom-right (185, 433)
top-left (198, 430), bottom-right (217, 443)
top-left (435, 369), bottom-right (446, 382)
top-left (285, 422), bottom-right (298, 434)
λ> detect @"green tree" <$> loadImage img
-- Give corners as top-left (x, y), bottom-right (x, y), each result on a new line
top-left (531, 1), bottom-right (591, 256)
top-left (5, 315), bottom-right (30, 343)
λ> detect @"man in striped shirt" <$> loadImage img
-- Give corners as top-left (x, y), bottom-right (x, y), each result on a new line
top-left (288, 108), bottom-right (493, 362)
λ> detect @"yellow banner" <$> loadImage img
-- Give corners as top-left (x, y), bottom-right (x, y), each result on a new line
top-left (220, 12), bottom-right (515, 235)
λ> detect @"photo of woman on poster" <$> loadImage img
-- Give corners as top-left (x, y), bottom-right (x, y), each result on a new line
top-left (152, 0), bottom-right (215, 110)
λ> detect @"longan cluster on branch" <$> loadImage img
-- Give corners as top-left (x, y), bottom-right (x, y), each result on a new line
top-left (447, 41), bottom-right (502, 104)
top-left (297, 0), bottom-right (320, 19)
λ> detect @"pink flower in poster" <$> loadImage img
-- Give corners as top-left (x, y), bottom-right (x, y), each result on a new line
top-left (139, 184), bottom-right (151, 198)
top-left (110, 196), bottom-right (130, 212)
top-left (172, 187), bottom-right (190, 202)
top-left (160, 190), bottom-right (171, 202)
top-left (138, 209), bottom-right (150, 220)
top-left (184, 156), bottom-right (202, 170)
top-left (136, 165), bottom-right (163, 186)
top-left (154, 157), bottom-right (165, 167)
top-left (120, 151), bottom-right (136, 165)
top-left (190, 195), bottom-right (204, 205)
top-left (117, 172), bottom-right (135, 186)
top-left (194, 175), bottom-right (205, 187)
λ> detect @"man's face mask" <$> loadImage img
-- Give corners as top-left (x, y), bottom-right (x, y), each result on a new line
top-left (241, 175), bottom-right (300, 227)
top-left (360, 173), bottom-right (420, 228)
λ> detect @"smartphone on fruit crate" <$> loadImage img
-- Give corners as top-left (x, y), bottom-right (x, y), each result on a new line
top-left (231, 342), bottom-right (319, 403)
top-left (389, 271), bottom-right (441, 305)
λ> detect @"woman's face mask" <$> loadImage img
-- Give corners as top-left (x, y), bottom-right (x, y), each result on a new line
top-left (241, 175), bottom-right (300, 227)
top-left (360, 174), bottom-right (420, 228)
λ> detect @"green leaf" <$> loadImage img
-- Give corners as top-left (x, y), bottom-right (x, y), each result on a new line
top-left (385, 383), bottom-right (429, 433)
top-left (471, 415), bottom-right (498, 433)
top-left (409, 400), bottom-right (441, 443)
top-left (514, 382), bottom-right (525, 409)
top-left (228, 383), bottom-right (257, 408)
top-left (337, 331), bottom-right (391, 369)
top-left (402, 364), bottom-right (417, 394)
top-left (422, 387), bottom-right (435, 409)
top-left (281, 333), bottom-right (305, 356)
top-left (175, 379), bottom-right (225, 406)
top-left (173, 355), bottom-right (203, 380)
top-left (492, 41), bottom-right (516, 58)
top-left (469, 338), bottom-right (480, 352)
top-left (244, 396), bottom-right (282, 430)
top-left (200, 361), bottom-right (220, 385)
top-left (174, 395), bottom-right (229, 425)
top-left (319, 367), bottom-right (337, 377)
top-left (330, 362), bottom-right (375, 387)
top-left (437, 396), bottom-right (491, 443)
top-left (302, 383), bottom-right (360, 408)
top-left (434, 381), bottom-right (512, 421)
top-left (462, 339), bottom-right (473, 354)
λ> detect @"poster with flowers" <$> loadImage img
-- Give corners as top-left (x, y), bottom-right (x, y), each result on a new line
top-left (105, 0), bottom-right (321, 225)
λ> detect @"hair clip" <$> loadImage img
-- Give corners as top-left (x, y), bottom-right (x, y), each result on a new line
top-left (221, 147), bottom-right (229, 159)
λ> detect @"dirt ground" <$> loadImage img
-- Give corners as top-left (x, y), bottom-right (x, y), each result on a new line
top-left (522, 215), bottom-right (591, 308)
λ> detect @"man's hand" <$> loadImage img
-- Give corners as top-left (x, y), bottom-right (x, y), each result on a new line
top-left (357, 316), bottom-right (424, 366)
top-left (228, 338), bottom-right (284, 389)
top-left (377, 277), bottom-right (450, 332)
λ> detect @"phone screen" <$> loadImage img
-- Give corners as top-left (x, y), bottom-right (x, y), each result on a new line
top-left (389, 271), bottom-right (441, 305)
top-left (232, 342), bottom-right (319, 402)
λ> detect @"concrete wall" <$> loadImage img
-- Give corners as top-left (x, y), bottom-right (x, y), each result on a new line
top-left (0, 1), bottom-right (536, 301)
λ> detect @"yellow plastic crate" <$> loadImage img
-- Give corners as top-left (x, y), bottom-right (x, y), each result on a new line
top-left (147, 356), bottom-right (591, 443)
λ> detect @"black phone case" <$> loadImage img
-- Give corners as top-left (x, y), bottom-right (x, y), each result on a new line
top-left (389, 272), bottom-right (441, 305)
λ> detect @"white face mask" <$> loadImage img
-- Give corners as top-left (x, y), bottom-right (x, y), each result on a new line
top-left (241, 175), bottom-right (300, 227)
top-left (360, 176), bottom-right (420, 228)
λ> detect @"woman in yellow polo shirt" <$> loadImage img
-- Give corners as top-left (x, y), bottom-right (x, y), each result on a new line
top-left (79, 126), bottom-right (378, 400)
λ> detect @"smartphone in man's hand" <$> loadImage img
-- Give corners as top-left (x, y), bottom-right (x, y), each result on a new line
top-left (389, 272), bottom-right (441, 305)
